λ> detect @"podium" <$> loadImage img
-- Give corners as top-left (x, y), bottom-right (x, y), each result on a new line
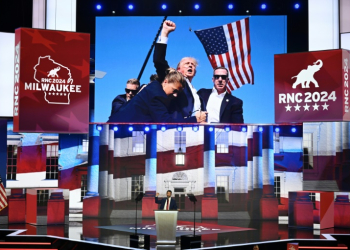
top-left (154, 210), bottom-right (178, 244)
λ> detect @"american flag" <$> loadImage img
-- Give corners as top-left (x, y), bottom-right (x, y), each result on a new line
top-left (194, 18), bottom-right (254, 93)
top-left (0, 175), bottom-right (8, 211)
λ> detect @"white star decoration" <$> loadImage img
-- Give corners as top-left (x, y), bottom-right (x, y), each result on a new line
top-left (322, 102), bottom-right (329, 110)
top-left (313, 103), bottom-right (319, 110)
top-left (285, 104), bottom-right (292, 111)
top-left (294, 104), bottom-right (301, 111)
top-left (303, 103), bottom-right (310, 111)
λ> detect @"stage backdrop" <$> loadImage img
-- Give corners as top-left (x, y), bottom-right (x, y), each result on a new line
top-left (13, 28), bottom-right (90, 133)
top-left (95, 16), bottom-right (286, 124)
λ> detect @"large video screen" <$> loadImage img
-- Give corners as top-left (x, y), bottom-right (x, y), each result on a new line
top-left (95, 16), bottom-right (286, 124)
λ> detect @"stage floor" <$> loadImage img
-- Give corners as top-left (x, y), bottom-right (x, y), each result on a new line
top-left (2, 217), bottom-right (350, 249)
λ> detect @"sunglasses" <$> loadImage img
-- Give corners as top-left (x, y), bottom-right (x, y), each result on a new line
top-left (213, 75), bottom-right (228, 80)
top-left (125, 88), bottom-right (138, 95)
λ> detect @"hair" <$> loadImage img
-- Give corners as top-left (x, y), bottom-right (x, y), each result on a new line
top-left (164, 68), bottom-right (186, 88)
top-left (176, 57), bottom-right (198, 70)
top-left (167, 190), bottom-right (172, 194)
top-left (213, 66), bottom-right (229, 76)
top-left (126, 78), bottom-right (140, 86)
top-left (150, 74), bottom-right (158, 82)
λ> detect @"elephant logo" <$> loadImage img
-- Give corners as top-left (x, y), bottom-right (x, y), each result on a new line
top-left (47, 66), bottom-right (61, 77)
top-left (291, 59), bottom-right (323, 89)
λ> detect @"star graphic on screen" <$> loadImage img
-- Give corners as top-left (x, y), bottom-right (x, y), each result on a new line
top-left (294, 104), bottom-right (301, 111)
top-left (303, 103), bottom-right (310, 111)
top-left (313, 103), bottom-right (319, 110)
top-left (322, 102), bottom-right (329, 110)
top-left (285, 104), bottom-right (292, 112)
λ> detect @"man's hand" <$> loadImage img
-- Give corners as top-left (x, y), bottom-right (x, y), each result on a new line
top-left (156, 192), bottom-right (159, 197)
top-left (195, 111), bottom-right (207, 123)
top-left (161, 20), bottom-right (176, 37)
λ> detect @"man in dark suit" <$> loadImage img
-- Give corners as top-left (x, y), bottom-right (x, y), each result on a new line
top-left (155, 190), bottom-right (178, 210)
top-left (197, 67), bottom-right (244, 124)
top-left (154, 20), bottom-right (204, 119)
top-left (110, 78), bottom-right (140, 115)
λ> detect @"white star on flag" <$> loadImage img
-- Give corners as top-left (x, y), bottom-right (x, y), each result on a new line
top-left (313, 103), bottom-right (319, 110)
top-left (303, 103), bottom-right (310, 111)
top-left (294, 104), bottom-right (301, 111)
top-left (285, 104), bottom-right (292, 111)
top-left (322, 103), bottom-right (329, 110)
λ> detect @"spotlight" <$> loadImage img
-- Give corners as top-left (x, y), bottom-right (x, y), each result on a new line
top-left (161, 126), bottom-right (166, 132)
top-left (128, 126), bottom-right (133, 132)
top-left (261, 3), bottom-right (267, 9)
top-left (177, 126), bottom-right (183, 132)
top-left (208, 126), bottom-right (214, 132)
top-left (291, 127), bottom-right (297, 133)
top-left (113, 126), bottom-right (118, 131)
top-left (144, 126), bottom-right (150, 132)
top-left (194, 4), bottom-right (200, 10)
top-left (241, 127), bottom-right (247, 132)
top-left (96, 125), bottom-right (102, 131)
top-left (192, 126), bottom-right (199, 132)
top-left (275, 127), bottom-right (280, 133)
top-left (294, 3), bottom-right (300, 9)
top-left (228, 4), bottom-right (234, 10)
top-left (128, 4), bottom-right (134, 10)
top-left (224, 126), bottom-right (231, 132)
top-left (96, 4), bottom-right (102, 10)
top-left (258, 127), bottom-right (263, 132)
top-left (161, 4), bottom-right (167, 10)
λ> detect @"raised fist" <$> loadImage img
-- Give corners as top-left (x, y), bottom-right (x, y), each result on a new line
top-left (161, 20), bottom-right (176, 37)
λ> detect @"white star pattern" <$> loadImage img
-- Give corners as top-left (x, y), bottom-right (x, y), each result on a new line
top-left (303, 103), bottom-right (310, 111)
top-left (313, 103), bottom-right (319, 110)
top-left (322, 102), bottom-right (329, 110)
top-left (294, 104), bottom-right (301, 111)
top-left (285, 104), bottom-right (292, 111)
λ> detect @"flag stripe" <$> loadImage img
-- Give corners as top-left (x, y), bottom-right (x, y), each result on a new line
top-left (194, 17), bottom-right (254, 92)
top-left (226, 23), bottom-right (246, 85)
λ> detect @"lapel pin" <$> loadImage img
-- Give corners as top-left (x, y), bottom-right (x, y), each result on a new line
top-left (226, 99), bottom-right (229, 102)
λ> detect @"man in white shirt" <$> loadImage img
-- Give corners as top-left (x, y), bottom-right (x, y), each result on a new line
top-left (154, 20), bottom-right (205, 119)
top-left (197, 67), bottom-right (244, 124)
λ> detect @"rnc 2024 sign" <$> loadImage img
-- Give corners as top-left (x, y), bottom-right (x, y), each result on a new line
top-left (13, 28), bottom-right (90, 133)
top-left (274, 49), bottom-right (350, 123)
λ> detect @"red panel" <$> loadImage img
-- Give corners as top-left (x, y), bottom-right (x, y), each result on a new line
top-left (260, 198), bottom-right (278, 220)
top-left (201, 197), bottom-right (218, 219)
top-left (13, 28), bottom-right (90, 133)
top-left (275, 49), bottom-right (348, 123)
top-left (47, 199), bottom-right (65, 224)
top-left (25, 190), bottom-right (37, 224)
top-left (8, 198), bottom-right (26, 223)
top-left (141, 196), bottom-right (159, 218)
top-left (319, 192), bottom-right (334, 229)
top-left (17, 145), bottom-right (45, 173)
top-left (82, 219), bottom-right (100, 238)
top-left (47, 225), bottom-right (65, 237)
top-left (83, 196), bottom-right (100, 217)
top-left (334, 201), bottom-right (350, 228)
top-left (260, 221), bottom-right (278, 241)
top-left (304, 155), bottom-right (334, 181)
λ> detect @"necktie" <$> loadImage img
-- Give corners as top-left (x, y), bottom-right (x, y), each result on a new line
top-left (166, 198), bottom-right (170, 210)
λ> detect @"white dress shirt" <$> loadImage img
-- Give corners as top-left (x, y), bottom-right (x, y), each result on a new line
top-left (207, 88), bottom-right (226, 123)
top-left (163, 198), bottom-right (171, 210)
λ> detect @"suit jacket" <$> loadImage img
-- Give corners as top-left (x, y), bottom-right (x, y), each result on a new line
top-left (110, 94), bottom-right (127, 115)
top-left (197, 88), bottom-right (244, 123)
top-left (153, 43), bottom-right (205, 118)
top-left (155, 196), bottom-right (178, 210)
top-left (107, 81), bottom-right (197, 123)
